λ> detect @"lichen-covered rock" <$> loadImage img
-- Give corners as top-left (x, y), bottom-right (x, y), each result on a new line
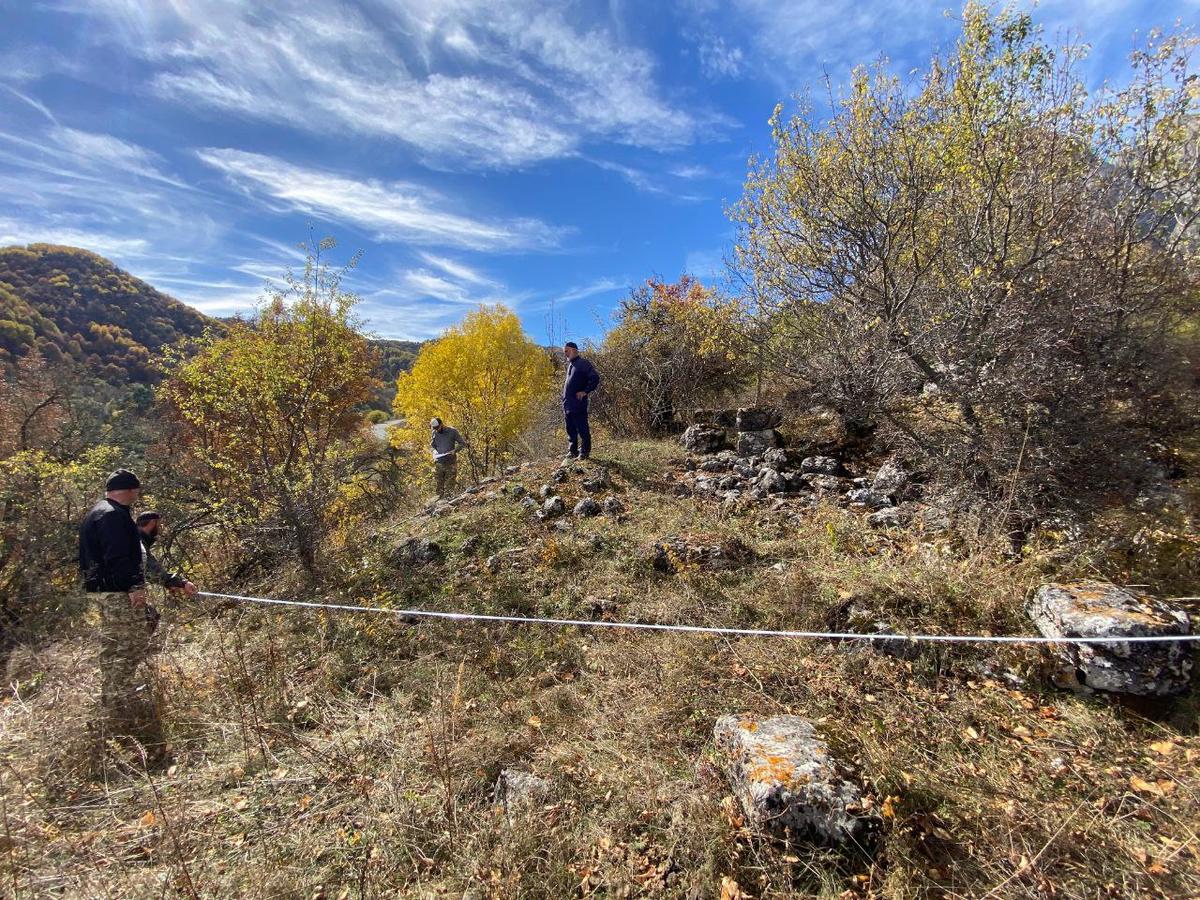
top-left (494, 769), bottom-right (550, 817)
top-left (1026, 581), bottom-right (1192, 696)
top-left (652, 535), bottom-right (753, 573)
top-left (736, 407), bottom-right (783, 432)
top-left (713, 715), bottom-right (879, 844)
top-left (574, 497), bottom-right (600, 517)
top-left (800, 456), bottom-right (841, 476)
top-left (681, 424), bottom-right (730, 454)
top-left (736, 429), bottom-right (781, 457)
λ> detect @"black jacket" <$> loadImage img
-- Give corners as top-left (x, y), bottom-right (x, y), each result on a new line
top-left (79, 498), bottom-right (145, 592)
top-left (562, 355), bottom-right (601, 410)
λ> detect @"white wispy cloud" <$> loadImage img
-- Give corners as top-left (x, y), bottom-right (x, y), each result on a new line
top-left (67, 0), bottom-right (720, 169)
top-left (555, 276), bottom-right (627, 305)
top-left (196, 148), bottom-right (564, 251)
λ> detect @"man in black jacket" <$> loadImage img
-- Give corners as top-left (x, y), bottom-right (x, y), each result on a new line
top-left (79, 469), bottom-right (155, 733)
top-left (562, 341), bottom-right (601, 461)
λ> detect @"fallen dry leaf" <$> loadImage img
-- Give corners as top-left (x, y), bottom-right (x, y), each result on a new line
top-left (138, 810), bottom-right (156, 828)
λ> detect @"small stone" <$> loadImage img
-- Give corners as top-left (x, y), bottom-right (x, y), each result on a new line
top-left (867, 506), bottom-right (911, 528)
top-left (574, 497), bottom-right (601, 517)
top-left (846, 488), bottom-right (892, 510)
top-left (539, 484), bottom-right (554, 499)
top-left (700, 458), bottom-right (728, 473)
top-left (504, 465), bottom-right (519, 476)
top-left (683, 457), bottom-right (697, 471)
top-left (459, 535), bottom-right (482, 555)
top-left (508, 484), bottom-right (529, 499)
top-left (552, 468), bottom-right (569, 484)
top-left (651, 535), bottom-right (753, 573)
top-left (681, 424), bottom-right (730, 454)
top-left (485, 555), bottom-right (502, 574)
top-left (736, 429), bottom-right (781, 457)
top-left (602, 496), bottom-right (624, 515)
top-left (519, 496), bottom-right (537, 510)
top-left (800, 455), bottom-right (841, 476)
top-left (873, 457), bottom-right (910, 496)
top-left (1026, 581), bottom-right (1192, 696)
top-left (494, 769), bottom-right (550, 817)
top-left (714, 715), bottom-right (879, 844)
top-left (759, 469), bottom-right (787, 494)
top-left (762, 447), bottom-right (789, 471)
top-left (541, 496), bottom-right (566, 518)
top-left (397, 537), bottom-right (443, 564)
top-left (807, 474), bottom-right (845, 492)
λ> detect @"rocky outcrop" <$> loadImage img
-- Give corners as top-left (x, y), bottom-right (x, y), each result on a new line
top-left (736, 407), bottom-right (782, 432)
top-left (714, 714), bottom-right (879, 845)
top-left (1026, 581), bottom-right (1192, 696)
top-left (652, 535), bottom-right (753, 573)
top-left (800, 456), bottom-right (841, 476)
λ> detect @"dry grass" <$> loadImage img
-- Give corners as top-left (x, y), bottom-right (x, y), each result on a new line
top-left (3, 438), bottom-right (1199, 898)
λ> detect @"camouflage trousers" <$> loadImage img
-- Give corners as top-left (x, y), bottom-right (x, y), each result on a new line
top-left (434, 456), bottom-right (458, 497)
top-left (95, 591), bottom-right (159, 737)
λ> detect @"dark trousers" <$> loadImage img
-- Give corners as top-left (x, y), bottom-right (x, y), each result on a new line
top-left (564, 402), bottom-right (591, 458)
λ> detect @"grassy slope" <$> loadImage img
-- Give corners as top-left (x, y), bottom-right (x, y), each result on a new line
top-left (3, 438), bottom-right (1199, 898)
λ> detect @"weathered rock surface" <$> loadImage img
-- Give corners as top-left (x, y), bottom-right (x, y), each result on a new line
top-left (713, 714), bottom-right (878, 844)
top-left (494, 769), bottom-right (550, 817)
top-left (872, 457), bottom-right (909, 497)
top-left (602, 496), bottom-right (624, 516)
top-left (574, 497), bottom-right (600, 517)
top-left (867, 506), bottom-right (911, 528)
top-left (681, 424), bottom-right (730, 454)
top-left (1026, 581), bottom-right (1192, 696)
top-left (652, 535), bottom-right (753, 573)
top-left (846, 487), bottom-right (892, 510)
top-left (538, 496), bottom-right (566, 520)
top-left (397, 537), bottom-right (443, 564)
top-left (736, 429), bottom-right (781, 457)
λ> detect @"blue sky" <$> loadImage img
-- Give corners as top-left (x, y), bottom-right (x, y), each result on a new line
top-left (0, 0), bottom-right (1191, 342)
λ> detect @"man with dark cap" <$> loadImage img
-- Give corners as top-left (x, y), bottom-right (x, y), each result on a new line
top-left (136, 511), bottom-right (199, 634)
top-left (562, 341), bottom-right (601, 461)
top-left (79, 469), bottom-right (154, 733)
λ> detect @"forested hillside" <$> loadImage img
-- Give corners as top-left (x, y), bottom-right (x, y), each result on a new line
top-left (0, 244), bottom-right (214, 381)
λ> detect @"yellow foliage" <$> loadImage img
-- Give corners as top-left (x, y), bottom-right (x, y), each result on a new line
top-left (392, 305), bottom-right (552, 472)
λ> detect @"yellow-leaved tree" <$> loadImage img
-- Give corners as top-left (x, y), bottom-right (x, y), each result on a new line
top-left (393, 305), bottom-right (551, 476)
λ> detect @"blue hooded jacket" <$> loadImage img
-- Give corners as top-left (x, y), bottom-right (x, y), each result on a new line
top-left (562, 355), bottom-right (600, 410)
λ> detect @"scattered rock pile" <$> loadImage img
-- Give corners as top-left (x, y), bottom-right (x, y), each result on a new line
top-left (676, 407), bottom-right (933, 524)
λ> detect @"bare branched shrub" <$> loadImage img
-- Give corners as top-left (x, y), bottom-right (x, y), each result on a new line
top-left (732, 5), bottom-right (1200, 521)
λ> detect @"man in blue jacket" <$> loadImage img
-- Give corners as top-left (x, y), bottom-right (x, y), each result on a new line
top-left (562, 341), bottom-right (600, 461)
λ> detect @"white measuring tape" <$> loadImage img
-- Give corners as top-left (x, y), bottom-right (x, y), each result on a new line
top-left (199, 591), bottom-right (1200, 646)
